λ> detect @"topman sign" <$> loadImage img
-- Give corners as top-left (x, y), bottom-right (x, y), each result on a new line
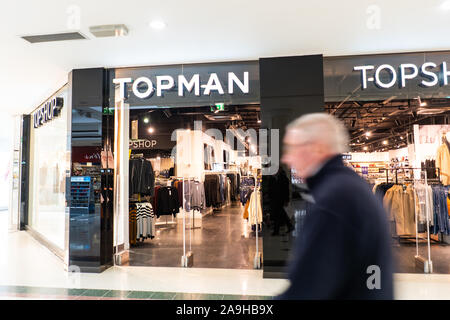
top-left (33, 97), bottom-right (64, 129)
top-left (354, 62), bottom-right (450, 89)
top-left (113, 72), bottom-right (250, 100)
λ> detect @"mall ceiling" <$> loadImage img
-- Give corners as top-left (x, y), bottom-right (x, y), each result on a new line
top-left (2, 0), bottom-right (450, 116)
top-left (326, 98), bottom-right (450, 152)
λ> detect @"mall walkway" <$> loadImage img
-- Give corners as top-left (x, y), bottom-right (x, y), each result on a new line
top-left (2, 211), bottom-right (450, 300)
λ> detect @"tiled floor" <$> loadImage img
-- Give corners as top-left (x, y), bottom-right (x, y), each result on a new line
top-left (4, 211), bottom-right (450, 300)
top-left (0, 285), bottom-right (273, 300)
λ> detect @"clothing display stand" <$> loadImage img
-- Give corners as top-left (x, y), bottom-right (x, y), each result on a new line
top-left (253, 171), bottom-right (262, 269)
top-left (413, 169), bottom-right (433, 273)
top-left (189, 209), bottom-right (201, 230)
top-left (181, 176), bottom-right (195, 267)
top-left (155, 215), bottom-right (177, 227)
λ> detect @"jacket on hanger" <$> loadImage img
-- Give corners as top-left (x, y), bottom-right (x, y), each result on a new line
top-left (436, 144), bottom-right (450, 185)
top-left (247, 189), bottom-right (262, 224)
top-left (129, 158), bottom-right (155, 196)
top-left (383, 185), bottom-right (419, 236)
top-left (155, 186), bottom-right (179, 218)
top-left (184, 180), bottom-right (206, 211)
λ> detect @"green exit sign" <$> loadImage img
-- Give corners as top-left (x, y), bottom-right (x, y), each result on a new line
top-left (211, 103), bottom-right (225, 112)
top-left (103, 107), bottom-right (114, 115)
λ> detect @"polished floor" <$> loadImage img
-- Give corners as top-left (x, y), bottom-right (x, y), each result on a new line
top-left (392, 241), bottom-right (450, 274)
top-left (127, 202), bottom-right (262, 269)
top-left (5, 211), bottom-right (450, 299)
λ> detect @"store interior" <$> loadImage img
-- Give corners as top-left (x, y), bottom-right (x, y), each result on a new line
top-left (125, 104), bottom-right (263, 269)
top-left (326, 97), bottom-right (450, 273)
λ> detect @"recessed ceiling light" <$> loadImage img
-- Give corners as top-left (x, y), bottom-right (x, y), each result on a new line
top-left (148, 127), bottom-right (155, 134)
top-left (149, 20), bottom-right (166, 30)
top-left (143, 117), bottom-right (149, 123)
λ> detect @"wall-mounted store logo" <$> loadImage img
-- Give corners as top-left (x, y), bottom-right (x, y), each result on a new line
top-left (129, 139), bottom-right (157, 149)
top-left (33, 97), bottom-right (64, 128)
top-left (354, 62), bottom-right (450, 89)
top-left (113, 72), bottom-right (249, 100)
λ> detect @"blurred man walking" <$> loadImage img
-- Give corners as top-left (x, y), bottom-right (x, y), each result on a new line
top-left (279, 113), bottom-right (393, 300)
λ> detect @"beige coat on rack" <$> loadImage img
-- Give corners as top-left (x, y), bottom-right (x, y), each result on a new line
top-left (383, 185), bottom-right (420, 236)
top-left (248, 189), bottom-right (263, 224)
top-left (436, 132), bottom-right (450, 185)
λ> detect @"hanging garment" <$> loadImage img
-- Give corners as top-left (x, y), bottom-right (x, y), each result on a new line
top-left (247, 189), bottom-right (263, 225)
top-left (129, 205), bottom-right (137, 245)
top-left (184, 180), bottom-right (206, 211)
top-left (421, 160), bottom-right (437, 179)
top-left (155, 186), bottom-right (180, 218)
top-left (431, 186), bottom-right (450, 235)
top-left (383, 185), bottom-right (419, 236)
top-left (415, 182), bottom-right (434, 225)
top-left (243, 194), bottom-right (251, 219)
top-left (240, 177), bottom-right (255, 206)
top-left (447, 197), bottom-right (450, 218)
top-left (204, 175), bottom-right (222, 208)
top-left (436, 144), bottom-right (450, 185)
top-left (129, 158), bottom-right (155, 196)
top-left (136, 202), bottom-right (155, 240)
top-left (373, 183), bottom-right (395, 203)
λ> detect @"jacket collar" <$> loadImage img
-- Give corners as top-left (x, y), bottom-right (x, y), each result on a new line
top-left (305, 154), bottom-right (344, 191)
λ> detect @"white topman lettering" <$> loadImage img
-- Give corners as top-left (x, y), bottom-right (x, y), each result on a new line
top-left (178, 74), bottom-right (200, 96)
top-left (113, 72), bottom-right (250, 100)
top-left (354, 62), bottom-right (450, 89)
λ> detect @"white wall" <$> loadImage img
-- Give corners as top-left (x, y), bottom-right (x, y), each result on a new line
top-left (349, 152), bottom-right (389, 162)
top-left (0, 111), bottom-right (14, 210)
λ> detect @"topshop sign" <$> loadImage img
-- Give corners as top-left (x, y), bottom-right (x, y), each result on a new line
top-left (33, 97), bottom-right (64, 128)
top-left (354, 62), bottom-right (450, 89)
top-left (113, 72), bottom-right (250, 100)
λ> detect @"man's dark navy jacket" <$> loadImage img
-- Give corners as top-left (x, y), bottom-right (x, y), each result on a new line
top-left (279, 155), bottom-right (393, 300)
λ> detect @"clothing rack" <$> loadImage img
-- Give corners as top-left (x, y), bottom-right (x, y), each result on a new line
top-left (380, 167), bottom-right (441, 185)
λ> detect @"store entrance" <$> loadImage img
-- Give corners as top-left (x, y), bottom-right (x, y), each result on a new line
top-left (124, 104), bottom-right (263, 269)
top-left (326, 97), bottom-right (450, 274)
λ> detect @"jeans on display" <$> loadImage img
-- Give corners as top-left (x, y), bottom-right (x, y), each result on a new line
top-left (432, 186), bottom-right (450, 235)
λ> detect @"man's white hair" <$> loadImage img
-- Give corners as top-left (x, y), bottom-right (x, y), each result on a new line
top-left (286, 113), bottom-right (350, 154)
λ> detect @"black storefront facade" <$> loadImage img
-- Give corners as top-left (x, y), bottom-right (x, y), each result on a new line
top-left (18, 50), bottom-right (450, 277)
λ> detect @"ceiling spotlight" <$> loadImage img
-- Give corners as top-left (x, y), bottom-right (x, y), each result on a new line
top-left (400, 136), bottom-right (404, 140)
top-left (363, 146), bottom-right (368, 151)
top-left (149, 20), bottom-right (166, 30)
top-left (417, 96), bottom-right (427, 107)
top-left (365, 131), bottom-right (372, 137)
top-left (383, 140), bottom-right (388, 145)
top-left (148, 127), bottom-right (155, 134)
top-left (143, 117), bottom-right (149, 123)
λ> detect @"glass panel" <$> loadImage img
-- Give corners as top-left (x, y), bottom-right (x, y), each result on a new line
top-left (28, 86), bottom-right (69, 250)
top-left (323, 52), bottom-right (450, 274)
